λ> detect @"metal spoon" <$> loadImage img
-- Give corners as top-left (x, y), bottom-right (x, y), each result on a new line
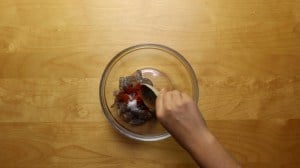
top-left (141, 83), bottom-right (159, 110)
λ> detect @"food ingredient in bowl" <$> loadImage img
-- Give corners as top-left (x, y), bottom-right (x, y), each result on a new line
top-left (112, 70), bottom-right (155, 125)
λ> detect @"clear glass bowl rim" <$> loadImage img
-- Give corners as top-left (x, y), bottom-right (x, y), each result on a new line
top-left (99, 43), bottom-right (199, 141)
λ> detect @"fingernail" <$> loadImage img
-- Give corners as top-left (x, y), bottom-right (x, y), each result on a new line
top-left (160, 88), bottom-right (166, 94)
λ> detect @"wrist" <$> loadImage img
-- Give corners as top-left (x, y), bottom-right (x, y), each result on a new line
top-left (185, 129), bottom-right (241, 168)
top-left (191, 128), bottom-right (215, 146)
top-left (185, 128), bottom-right (215, 153)
top-left (184, 128), bottom-right (216, 162)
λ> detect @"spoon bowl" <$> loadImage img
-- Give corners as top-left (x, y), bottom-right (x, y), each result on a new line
top-left (141, 83), bottom-right (159, 110)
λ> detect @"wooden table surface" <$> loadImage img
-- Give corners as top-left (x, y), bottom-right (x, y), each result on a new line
top-left (1, 0), bottom-right (300, 167)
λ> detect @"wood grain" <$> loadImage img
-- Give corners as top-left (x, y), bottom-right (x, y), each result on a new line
top-left (0, 0), bottom-right (300, 167)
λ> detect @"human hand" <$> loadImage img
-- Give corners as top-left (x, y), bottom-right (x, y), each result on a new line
top-left (156, 90), bottom-right (241, 168)
top-left (155, 90), bottom-right (207, 148)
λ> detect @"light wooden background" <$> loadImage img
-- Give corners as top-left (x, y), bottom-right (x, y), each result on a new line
top-left (0, 0), bottom-right (300, 167)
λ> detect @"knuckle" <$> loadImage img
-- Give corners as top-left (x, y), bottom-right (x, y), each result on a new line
top-left (174, 90), bottom-right (180, 94)
top-left (156, 109), bottom-right (169, 120)
top-left (157, 106), bottom-right (173, 119)
top-left (156, 111), bottom-right (164, 119)
top-left (165, 105), bottom-right (173, 113)
top-left (180, 99), bottom-right (190, 106)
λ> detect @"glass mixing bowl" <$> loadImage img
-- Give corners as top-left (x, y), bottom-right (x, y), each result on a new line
top-left (99, 44), bottom-right (199, 141)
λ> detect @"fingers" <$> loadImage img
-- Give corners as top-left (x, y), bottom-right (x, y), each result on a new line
top-left (164, 90), bottom-right (173, 111)
top-left (181, 92), bottom-right (192, 103)
top-left (159, 88), bottom-right (167, 94)
top-left (155, 89), bottom-right (190, 117)
top-left (155, 89), bottom-right (166, 118)
top-left (172, 90), bottom-right (182, 105)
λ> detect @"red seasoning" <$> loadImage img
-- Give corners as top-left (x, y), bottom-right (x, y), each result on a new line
top-left (113, 72), bottom-right (155, 125)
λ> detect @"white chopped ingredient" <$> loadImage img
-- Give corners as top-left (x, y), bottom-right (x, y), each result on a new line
top-left (127, 99), bottom-right (139, 111)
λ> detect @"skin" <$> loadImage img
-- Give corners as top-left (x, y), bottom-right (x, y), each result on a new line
top-left (156, 90), bottom-right (241, 168)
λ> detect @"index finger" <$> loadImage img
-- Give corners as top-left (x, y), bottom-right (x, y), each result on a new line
top-left (155, 89), bottom-right (166, 118)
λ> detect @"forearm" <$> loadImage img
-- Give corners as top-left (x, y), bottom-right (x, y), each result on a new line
top-left (184, 129), bottom-right (241, 168)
